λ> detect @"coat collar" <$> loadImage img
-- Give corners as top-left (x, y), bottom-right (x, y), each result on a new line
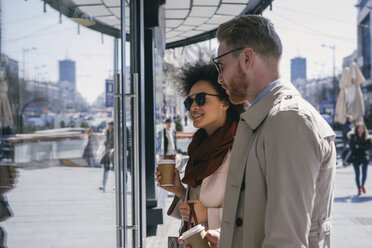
top-left (240, 82), bottom-right (301, 130)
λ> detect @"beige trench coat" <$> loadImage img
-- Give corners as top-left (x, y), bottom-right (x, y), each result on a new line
top-left (220, 82), bottom-right (336, 248)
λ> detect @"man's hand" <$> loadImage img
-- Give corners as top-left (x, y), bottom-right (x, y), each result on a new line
top-left (205, 229), bottom-right (220, 248)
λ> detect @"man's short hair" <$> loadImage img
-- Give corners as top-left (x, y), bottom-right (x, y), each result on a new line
top-left (108, 121), bottom-right (114, 125)
top-left (216, 15), bottom-right (282, 60)
top-left (165, 118), bottom-right (172, 123)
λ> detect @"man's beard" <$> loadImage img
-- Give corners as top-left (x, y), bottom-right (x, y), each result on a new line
top-left (224, 65), bottom-right (249, 105)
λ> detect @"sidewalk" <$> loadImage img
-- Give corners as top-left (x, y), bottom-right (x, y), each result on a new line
top-left (331, 164), bottom-right (372, 247)
top-left (1, 162), bottom-right (371, 247)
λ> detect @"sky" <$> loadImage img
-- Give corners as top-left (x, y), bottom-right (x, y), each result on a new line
top-left (2, 0), bottom-right (358, 104)
top-left (262, 0), bottom-right (357, 80)
top-left (2, 0), bottom-right (115, 104)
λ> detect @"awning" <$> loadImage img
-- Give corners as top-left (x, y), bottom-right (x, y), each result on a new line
top-left (334, 62), bottom-right (366, 124)
top-left (43, 0), bottom-right (272, 49)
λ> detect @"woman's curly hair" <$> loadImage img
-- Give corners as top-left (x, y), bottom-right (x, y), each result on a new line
top-left (177, 60), bottom-right (245, 121)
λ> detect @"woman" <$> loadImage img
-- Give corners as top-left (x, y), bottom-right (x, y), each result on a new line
top-left (99, 121), bottom-right (114, 192)
top-left (348, 122), bottom-right (371, 196)
top-left (155, 61), bottom-right (244, 233)
top-left (83, 127), bottom-right (96, 167)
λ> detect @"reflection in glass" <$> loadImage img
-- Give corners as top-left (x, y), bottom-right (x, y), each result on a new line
top-left (1, 0), bottom-right (117, 246)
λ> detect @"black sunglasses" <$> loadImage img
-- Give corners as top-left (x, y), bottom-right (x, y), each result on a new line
top-left (184, 92), bottom-right (220, 111)
top-left (212, 47), bottom-right (244, 73)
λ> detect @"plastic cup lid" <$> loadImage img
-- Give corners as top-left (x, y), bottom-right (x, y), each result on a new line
top-left (181, 224), bottom-right (205, 240)
top-left (158, 159), bottom-right (176, 164)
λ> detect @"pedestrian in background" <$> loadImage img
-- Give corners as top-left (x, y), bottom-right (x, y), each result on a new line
top-left (342, 116), bottom-right (354, 165)
top-left (194, 15), bottom-right (337, 248)
top-left (343, 116), bottom-right (354, 145)
top-left (99, 121), bottom-right (114, 192)
top-left (82, 127), bottom-right (96, 167)
top-left (163, 118), bottom-right (177, 160)
top-left (348, 122), bottom-right (371, 196)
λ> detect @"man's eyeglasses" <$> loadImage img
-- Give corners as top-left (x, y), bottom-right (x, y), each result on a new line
top-left (184, 92), bottom-right (220, 111)
top-left (212, 47), bottom-right (244, 73)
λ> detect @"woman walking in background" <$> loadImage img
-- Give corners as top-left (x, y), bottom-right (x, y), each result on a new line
top-left (83, 127), bottom-right (97, 167)
top-left (348, 122), bottom-right (371, 196)
top-left (99, 121), bottom-right (114, 192)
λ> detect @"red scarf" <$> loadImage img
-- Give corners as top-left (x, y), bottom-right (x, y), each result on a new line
top-left (182, 118), bottom-right (238, 187)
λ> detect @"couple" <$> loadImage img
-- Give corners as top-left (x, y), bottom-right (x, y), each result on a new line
top-left (156, 15), bottom-right (336, 248)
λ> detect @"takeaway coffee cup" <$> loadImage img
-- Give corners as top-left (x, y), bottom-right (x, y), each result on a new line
top-left (157, 159), bottom-right (176, 186)
top-left (182, 224), bottom-right (209, 248)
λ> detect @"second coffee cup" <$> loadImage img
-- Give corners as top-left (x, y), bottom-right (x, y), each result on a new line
top-left (182, 224), bottom-right (209, 248)
top-left (157, 159), bottom-right (176, 186)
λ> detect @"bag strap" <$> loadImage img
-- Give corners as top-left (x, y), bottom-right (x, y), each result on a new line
top-left (178, 203), bottom-right (200, 237)
top-left (187, 203), bottom-right (198, 229)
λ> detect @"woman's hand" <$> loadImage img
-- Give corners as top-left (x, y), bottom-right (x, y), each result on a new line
top-left (178, 202), bottom-right (190, 221)
top-left (178, 229), bottom-right (220, 248)
top-left (155, 167), bottom-right (185, 198)
top-left (187, 200), bottom-right (208, 223)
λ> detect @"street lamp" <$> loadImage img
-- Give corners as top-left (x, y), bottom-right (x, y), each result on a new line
top-left (322, 44), bottom-right (337, 114)
top-left (22, 47), bottom-right (37, 80)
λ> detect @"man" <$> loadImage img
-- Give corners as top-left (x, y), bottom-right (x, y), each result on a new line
top-left (201, 15), bottom-right (336, 247)
top-left (342, 116), bottom-right (353, 144)
top-left (341, 116), bottom-right (354, 165)
top-left (163, 118), bottom-right (177, 159)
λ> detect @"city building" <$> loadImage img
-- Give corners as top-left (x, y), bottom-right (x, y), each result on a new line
top-left (357, 0), bottom-right (372, 111)
top-left (357, 0), bottom-right (371, 81)
top-left (59, 80), bottom-right (75, 111)
top-left (343, 50), bottom-right (358, 69)
top-left (59, 59), bottom-right (76, 92)
top-left (59, 59), bottom-right (76, 108)
top-left (291, 57), bottom-right (307, 82)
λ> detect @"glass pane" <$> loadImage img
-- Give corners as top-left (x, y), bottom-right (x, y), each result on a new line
top-left (1, 0), bottom-right (120, 247)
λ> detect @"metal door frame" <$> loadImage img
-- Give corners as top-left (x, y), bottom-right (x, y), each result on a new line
top-left (115, 0), bottom-right (146, 247)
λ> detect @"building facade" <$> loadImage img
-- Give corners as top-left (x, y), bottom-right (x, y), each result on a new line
top-left (357, 0), bottom-right (372, 82)
top-left (357, 0), bottom-right (372, 111)
top-left (291, 57), bottom-right (307, 82)
top-left (59, 59), bottom-right (76, 92)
